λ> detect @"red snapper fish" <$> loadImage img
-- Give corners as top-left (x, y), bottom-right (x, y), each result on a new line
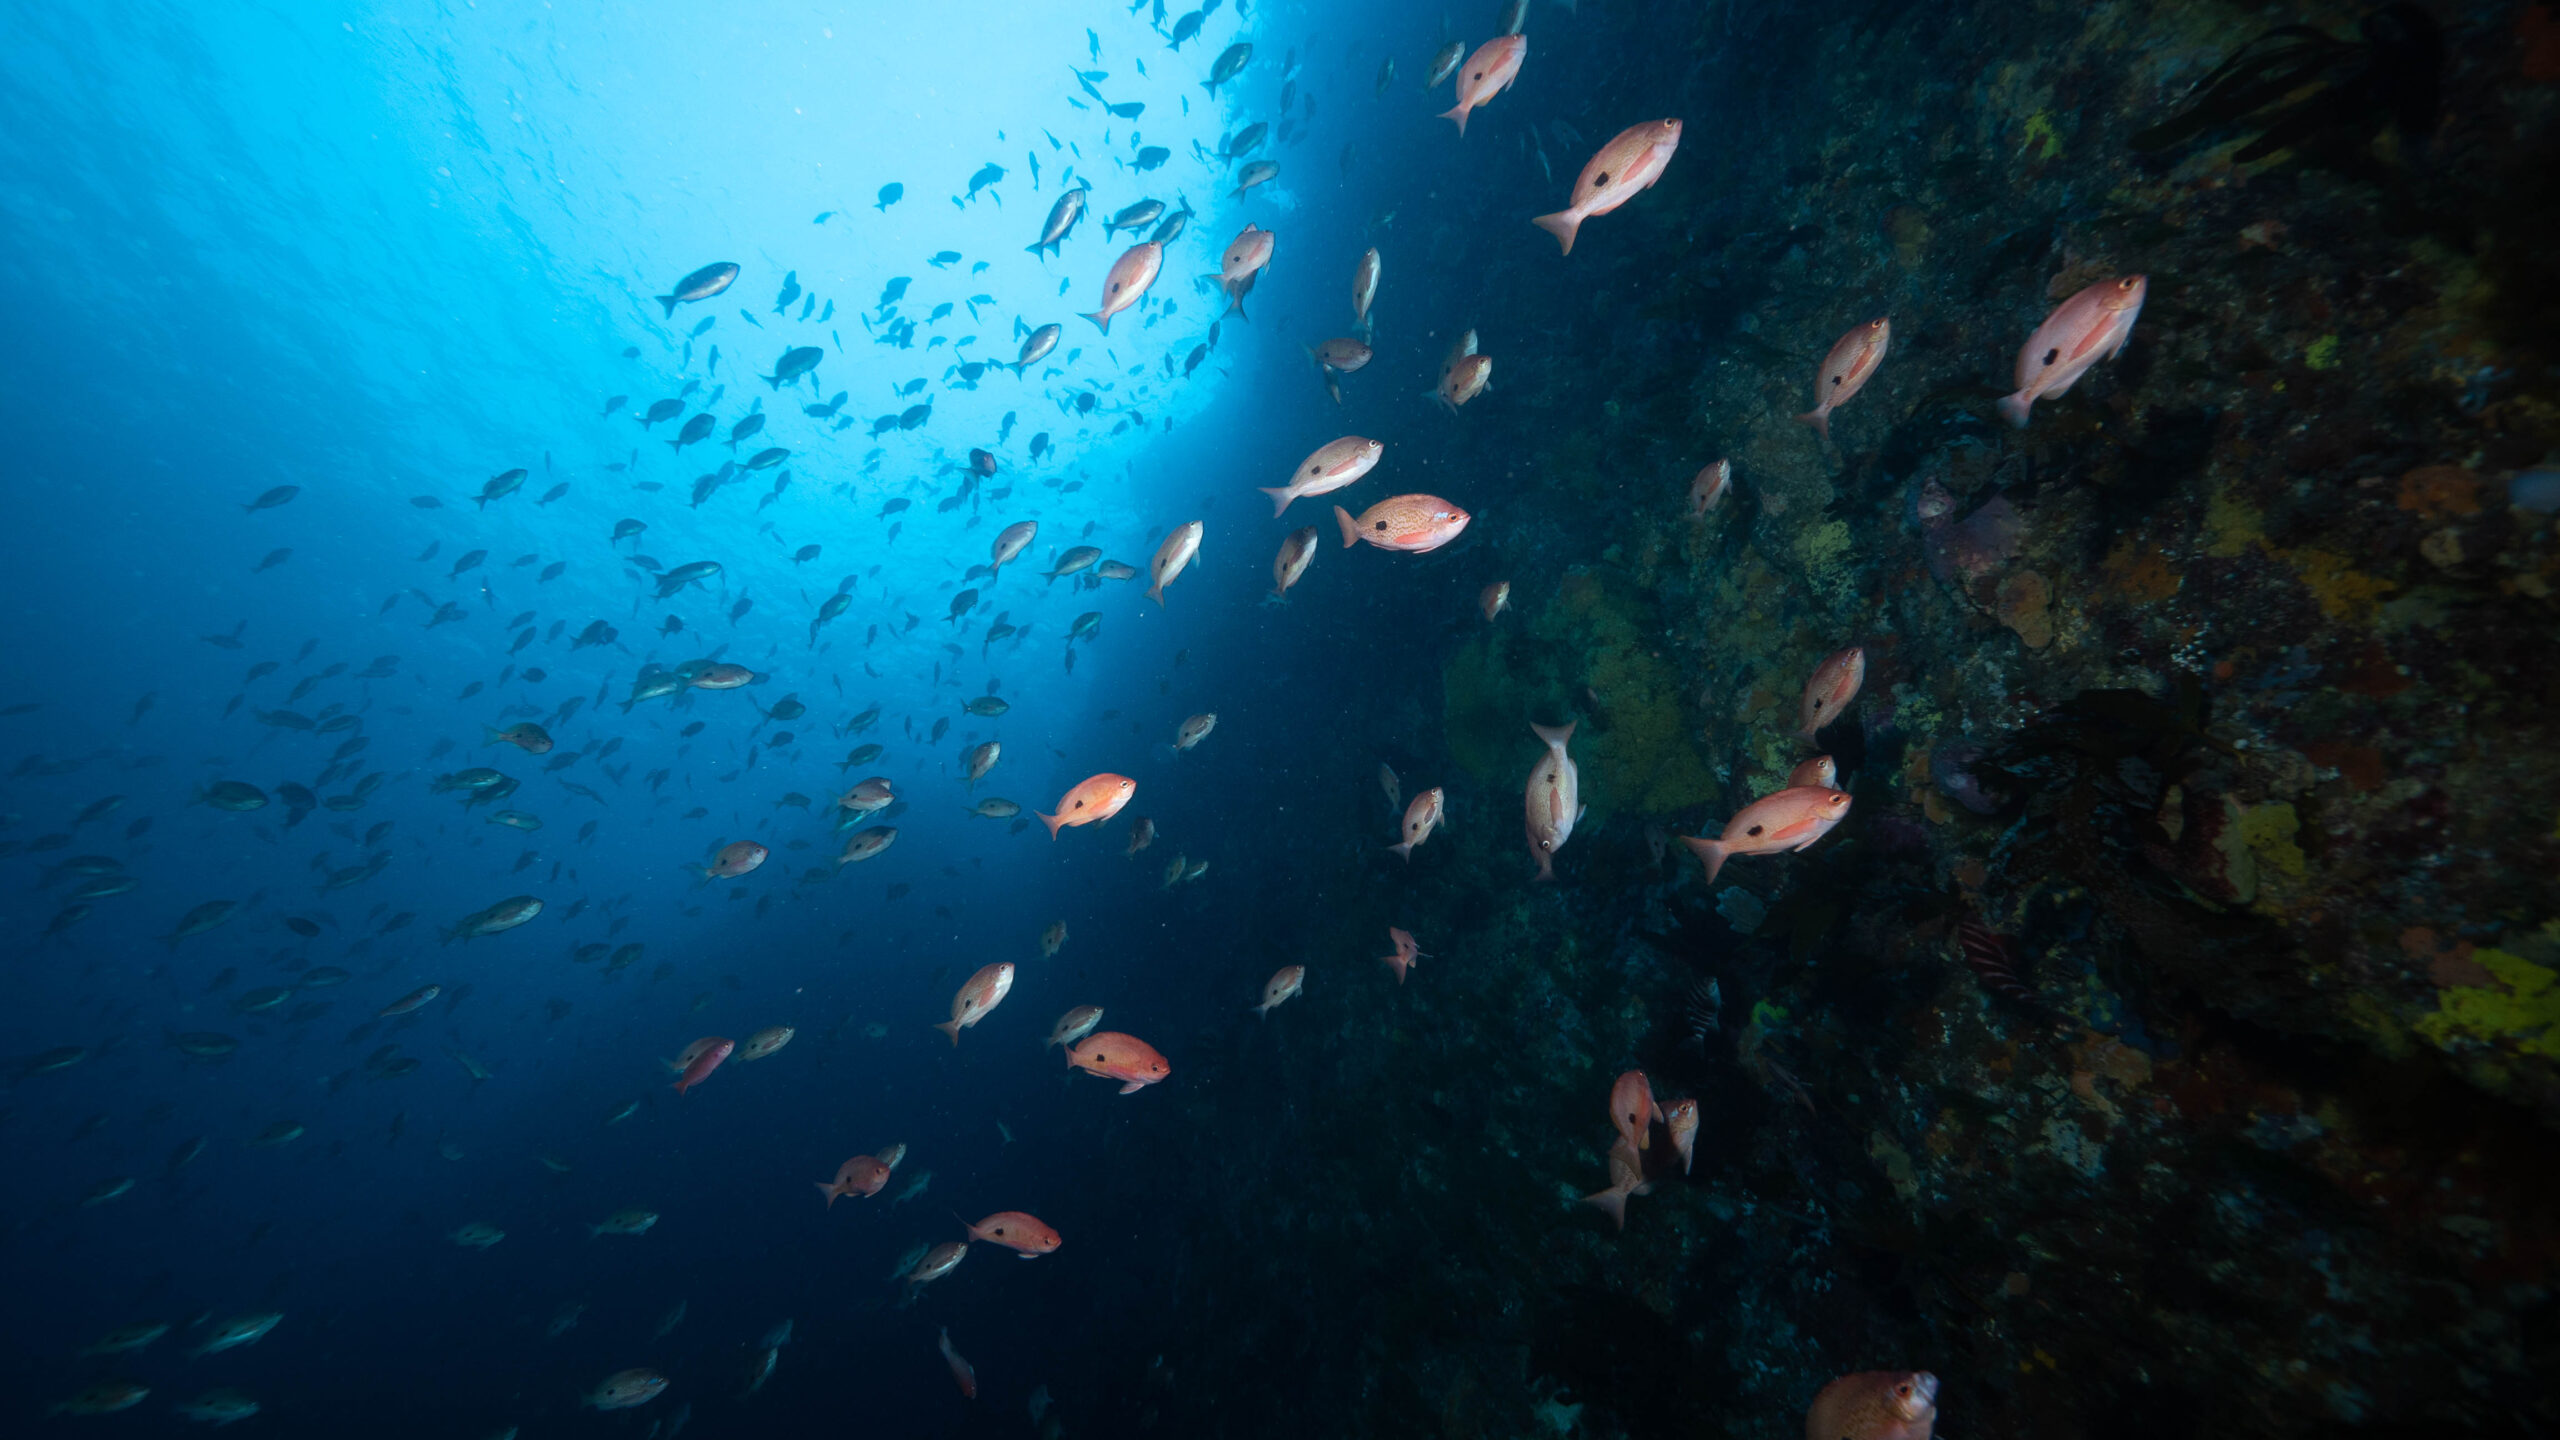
top-left (1997, 275), bottom-right (2146, 427)
top-left (1794, 318), bottom-right (1891, 442)
top-left (1610, 1069), bottom-right (1663, 1152)
top-left (1145, 520), bottom-right (1203, 605)
top-left (1351, 246), bottom-right (1381, 336)
top-left (1038, 773), bottom-right (1136, 838)
top-left (1083, 242), bottom-right (1164, 334)
top-left (963, 1210), bottom-right (1061, 1256)
top-left (1579, 1135), bottom-right (1652, 1231)
top-left (1796, 646), bottom-right (1866, 743)
top-left (697, 840), bottom-right (767, 880)
top-left (1218, 224), bottom-right (1276, 317)
top-left (1390, 786), bottom-right (1445, 860)
top-left (1665, 1098), bottom-right (1699, 1174)
top-left (1689, 459), bottom-right (1731, 518)
top-left (939, 1328), bottom-right (977, 1400)
top-left (1438, 35), bottom-right (1526, 137)
top-left (1680, 787), bottom-right (1853, 883)
top-left (935, 962), bottom-right (1015, 1044)
top-left (1261, 435), bottom-right (1382, 517)
top-left (1379, 925), bottom-right (1426, 983)
top-left (1332, 494), bottom-right (1470, 552)
top-left (815, 1150), bottom-right (898, 1207)
top-left (1271, 526), bottom-right (1319, 598)
top-left (669, 1035), bottom-right (734, 1095)
top-left (1481, 580), bottom-right (1510, 620)
top-left (1066, 1030), bottom-right (1171, 1093)
top-left (1805, 1371), bottom-right (1938, 1440)
top-left (1787, 755), bottom-right (1838, 790)
top-left (1530, 118), bottom-right (1683, 256)
top-left (1523, 720), bottom-right (1582, 881)
top-left (1257, 965), bottom-right (1305, 1015)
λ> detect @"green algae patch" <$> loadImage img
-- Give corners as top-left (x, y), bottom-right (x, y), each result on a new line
top-left (2415, 948), bottom-right (2560, 1061)
top-left (2239, 801), bottom-right (2306, 878)
top-left (1440, 568), bottom-right (1716, 822)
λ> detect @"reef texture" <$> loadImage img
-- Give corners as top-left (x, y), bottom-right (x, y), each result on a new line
top-left (1073, 2), bottom-right (2560, 1437)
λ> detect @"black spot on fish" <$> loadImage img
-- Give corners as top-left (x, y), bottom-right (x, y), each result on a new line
top-left (1594, 171), bottom-right (1612, 186)
top-left (2041, 347), bottom-right (2060, 366)
top-left (1746, 825), bottom-right (1765, 837)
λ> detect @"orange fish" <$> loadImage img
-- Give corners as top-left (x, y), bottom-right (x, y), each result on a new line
top-left (1680, 787), bottom-right (1854, 883)
top-left (938, 1327), bottom-right (977, 1400)
top-left (1579, 1134), bottom-right (1652, 1231)
top-left (1047, 1004), bottom-right (1104, 1049)
top-left (1379, 925), bottom-right (1426, 984)
top-left (1999, 275), bottom-right (2146, 428)
top-left (1083, 242), bottom-right (1164, 334)
top-left (1260, 435), bottom-right (1382, 517)
top-left (1436, 351), bottom-right (1493, 411)
top-left (963, 1210), bottom-right (1061, 1256)
top-left (1271, 526), bottom-right (1319, 598)
top-left (1390, 787), bottom-right (1445, 860)
top-left (1038, 773), bottom-right (1136, 838)
top-left (1689, 459), bottom-right (1730, 518)
top-left (837, 776), bottom-right (896, 812)
top-left (1438, 35), bottom-right (1526, 137)
top-left (1145, 520), bottom-right (1203, 606)
top-left (1796, 646), bottom-right (1866, 743)
top-left (1805, 1371), bottom-right (1939, 1440)
top-left (1610, 1069), bottom-right (1664, 1152)
top-left (1257, 965), bottom-right (1305, 1016)
top-left (1218, 224), bottom-right (1276, 317)
top-left (1787, 755), bottom-right (1837, 790)
top-left (1794, 318), bottom-right (1891, 442)
top-left (906, 1240), bottom-right (968, 1288)
top-left (697, 840), bottom-right (767, 880)
top-left (1351, 246), bottom-right (1381, 336)
top-left (1065, 1030), bottom-right (1170, 1093)
top-left (1332, 494), bottom-right (1470, 553)
top-left (989, 520), bottom-right (1038, 575)
top-left (670, 1035), bottom-right (734, 1095)
top-left (1481, 580), bottom-right (1510, 620)
top-left (1308, 337), bottom-right (1374, 373)
top-left (1530, 118), bottom-right (1682, 255)
top-left (935, 962), bottom-right (1015, 1044)
top-left (1523, 720), bottom-right (1582, 881)
top-left (815, 1152), bottom-right (895, 1207)
top-left (1664, 1098), bottom-right (1699, 1174)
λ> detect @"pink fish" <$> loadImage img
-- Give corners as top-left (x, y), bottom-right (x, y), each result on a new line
top-left (1438, 35), bottom-right (1526, 137)
top-left (1998, 275), bottom-right (2146, 427)
top-left (1218, 224), bottom-right (1276, 318)
top-left (1579, 1135), bottom-right (1651, 1231)
top-left (1389, 787), bottom-right (1445, 860)
top-left (1680, 786), bottom-right (1853, 883)
top-left (1379, 926), bottom-right (1426, 984)
top-left (1689, 459), bottom-right (1730, 518)
top-left (1787, 755), bottom-right (1837, 790)
top-left (1806, 1371), bottom-right (1939, 1440)
top-left (1609, 1069), bottom-right (1663, 1153)
top-left (1794, 318), bottom-right (1892, 442)
top-left (1083, 242), bottom-right (1164, 334)
top-left (1260, 435), bottom-right (1382, 517)
top-left (1664, 1098), bottom-right (1698, 1174)
top-left (1332, 494), bottom-right (1470, 552)
top-left (1796, 646), bottom-right (1865, 743)
top-left (670, 1035), bottom-right (734, 1095)
top-left (1530, 119), bottom-right (1682, 256)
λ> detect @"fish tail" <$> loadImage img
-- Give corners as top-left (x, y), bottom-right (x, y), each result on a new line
top-left (1257, 486), bottom-right (1295, 518)
top-left (1439, 103), bottom-right (1470, 137)
top-left (1082, 310), bottom-right (1112, 335)
top-left (1531, 719), bottom-right (1576, 748)
top-left (1036, 810), bottom-right (1065, 839)
top-left (656, 295), bottom-right (677, 318)
top-left (1144, 581), bottom-right (1165, 606)
top-left (1332, 505), bottom-right (1360, 548)
top-left (933, 1020), bottom-right (963, 1046)
top-left (1580, 1186), bottom-right (1629, 1230)
top-left (1680, 836), bottom-right (1729, 884)
top-left (1996, 391), bottom-right (2034, 428)
top-left (1388, 842), bottom-right (1413, 860)
top-left (1529, 210), bottom-right (1579, 255)
top-left (1792, 408), bottom-right (1831, 441)
top-left (816, 1183), bottom-right (839, 1208)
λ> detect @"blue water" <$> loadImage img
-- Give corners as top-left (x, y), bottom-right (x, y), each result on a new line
top-left (1, 0), bottom-right (1489, 1431)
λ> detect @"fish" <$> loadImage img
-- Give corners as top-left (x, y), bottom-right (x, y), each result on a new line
top-left (963, 1210), bottom-right (1061, 1256)
top-left (969, 798), bottom-right (1022, 819)
top-left (1524, 720), bottom-right (1583, 882)
top-left (990, 520), bottom-right (1039, 575)
top-left (1231, 159), bottom-right (1278, 196)
top-left (1530, 119), bottom-right (1683, 255)
top-left (762, 345), bottom-right (823, 391)
top-left (965, 741), bottom-right (1003, 788)
top-left (1125, 816), bottom-right (1156, 855)
top-left (876, 183), bottom-right (903, 210)
top-left (1788, 755), bottom-right (1838, 790)
top-left (1046, 545), bottom-right (1101, 581)
top-left (1014, 323), bottom-right (1062, 372)
top-left (1794, 318), bottom-right (1892, 442)
top-left (1379, 926), bottom-right (1425, 984)
top-left (939, 1328), bottom-right (978, 1399)
top-left (1610, 1069), bottom-right (1664, 1152)
top-left (1039, 773), bottom-right (1136, 837)
top-left (378, 984), bottom-right (440, 1017)
top-left (936, 962), bottom-right (1016, 1043)
top-left (1174, 713), bottom-right (1217, 751)
top-left (1351, 247), bottom-right (1381, 336)
top-left (1500, 0), bottom-right (1530, 35)
top-left (49, 1384), bottom-right (151, 1417)
top-left (1065, 1030), bottom-right (1170, 1093)
top-left (1204, 41), bottom-right (1251, 94)
top-left (816, 1149), bottom-right (900, 1206)
top-left (1425, 40), bottom-right (1465, 88)
top-left (485, 722), bottom-right (554, 754)
top-left (1105, 199), bottom-right (1165, 235)
top-left (838, 776), bottom-right (897, 813)
top-left (1271, 526), bottom-right (1319, 598)
top-left (1690, 459), bottom-right (1732, 517)
top-left (906, 1241), bottom-right (968, 1289)
top-left (1679, 786), bottom-right (1855, 883)
top-left (670, 1035), bottom-right (735, 1094)
top-left (1027, 186), bottom-right (1089, 256)
top-left (1145, 520), bottom-right (1204, 605)
top-left (81, 1323), bottom-right (170, 1357)
top-left (837, 827), bottom-right (899, 864)
top-left (585, 1369), bottom-right (668, 1411)
top-left (1217, 223), bottom-right (1276, 317)
top-left (1439, 36), bottom-right (1526, 136)
top-left (1309, 337), bottom-right (1373, 373)
top-left (1806, 1371), bottom-right (1940, 1440)
top-left (1998, 275), bottom-right (2147, 427)
top-left (591, 1208), bottom-right (660, 1237)
top-left (1261, 435), bottom-right (1382, 517)
top-left (1481, 580), bottom-right (1511, 620)
top-left (1436, 352), bottom-right (1493, 410)
top-left (1796, 646), bottom-right (1866, 742)
top-left (1257, 966), bottom-right (1305, 1016)
top-left (1579, 1135), bottom-right (1651, 1231)
top-left (1332, 495), bottom-right (1471, 552)
top-left (1380, 763), bottom-right (1402, 812)
top-left (1083, 242), bottom-right (1163, 333)
top-left (739, 1025), bottom-right (795, 1061)
top-left (1048, 1005), bottom-right (1105, 1050)
top-left (192, 1313), bottom-right (282, 1356)
top-left (1040, 919), bottom-right (1068, 958)
top-left (1390, 787), bottom-right (1445, 860)
top-left (444, 894), bottom-right (542, 941)
top-left (1665, 1098), bottom-right (1699, 1174)
top-left (657, 262), bottom-right (739, 318)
